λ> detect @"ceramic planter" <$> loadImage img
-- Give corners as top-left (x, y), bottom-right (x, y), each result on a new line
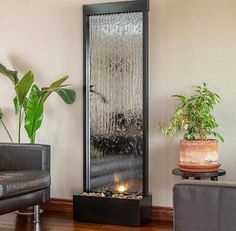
top-left (178, 139), bottom-right (220, 172)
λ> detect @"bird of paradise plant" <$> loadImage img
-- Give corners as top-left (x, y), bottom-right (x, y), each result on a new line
top-left (0, 63), bottom-right (76, 144)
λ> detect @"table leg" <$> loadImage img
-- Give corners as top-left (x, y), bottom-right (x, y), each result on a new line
top-left (211, 176), bottom-right (218, 181)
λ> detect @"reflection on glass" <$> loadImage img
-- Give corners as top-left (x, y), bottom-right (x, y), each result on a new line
top-left (89, 12), bottom-right (143, 194)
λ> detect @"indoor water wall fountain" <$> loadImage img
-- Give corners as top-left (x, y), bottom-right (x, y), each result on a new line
top-left (73, 0), bottom-right (151, 226)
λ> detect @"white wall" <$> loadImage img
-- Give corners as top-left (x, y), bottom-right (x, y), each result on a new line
top-left (0, 0), bottom-right (236, 206)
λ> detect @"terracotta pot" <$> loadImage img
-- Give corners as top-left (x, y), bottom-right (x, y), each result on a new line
top-left (178, 139), bottom-right (220, 172)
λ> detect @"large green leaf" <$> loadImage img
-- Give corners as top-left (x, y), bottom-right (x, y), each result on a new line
top-left (15, 71), bottom-right (34, 105)
top-left (56, 88), bottom-right (76, 104)
top-left (24, 85), bottom-right (44, 143)
top-left (13, 96), bottom-right (20, 115)
top-left (41, 76), bottom-right (69, 102)
top-left (49, 76), bottom-right (69, 88)
top-left (0, 63), bottom-right (18, 85)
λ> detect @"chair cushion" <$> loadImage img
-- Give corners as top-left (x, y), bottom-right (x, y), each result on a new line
top-left (0, 170), bottom-right (50, 199)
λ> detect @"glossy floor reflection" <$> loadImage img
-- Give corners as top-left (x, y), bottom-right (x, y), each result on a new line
top-left (0, 212), bottom-right (173, 231)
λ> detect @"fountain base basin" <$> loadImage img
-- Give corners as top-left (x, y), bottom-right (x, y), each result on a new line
top-left (73, 194), bottom-right (152, 227)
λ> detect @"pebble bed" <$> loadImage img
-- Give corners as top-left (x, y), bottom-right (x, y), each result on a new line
top-left (80, 191), bottom-right (143, 200)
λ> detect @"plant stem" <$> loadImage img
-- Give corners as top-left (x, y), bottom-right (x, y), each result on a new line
top-left (1, 120), bottom-right (13, 143)
top-left (18, 107), bottom-right (22, 143)
top-left (31, 133), bottom-right (35, 144)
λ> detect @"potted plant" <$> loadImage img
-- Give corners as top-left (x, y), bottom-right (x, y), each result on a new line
top-left (160, 83), bottom-right (224, 172)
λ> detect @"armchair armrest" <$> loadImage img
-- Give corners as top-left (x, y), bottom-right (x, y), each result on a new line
top-left (0, 143), bottom-right (50, 172)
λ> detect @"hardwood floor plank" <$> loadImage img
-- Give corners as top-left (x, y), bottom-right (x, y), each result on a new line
top-left (42, 198), bottom-right (174, 222)
top-left (0, 212), bottom-right (173, 231)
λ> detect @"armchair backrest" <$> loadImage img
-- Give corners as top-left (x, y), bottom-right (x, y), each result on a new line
top-left (0, 143), bottom-right (50, 172)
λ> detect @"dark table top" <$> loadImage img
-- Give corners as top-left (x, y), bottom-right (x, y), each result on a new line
top-left (172, 168), bottom-right (226, 178)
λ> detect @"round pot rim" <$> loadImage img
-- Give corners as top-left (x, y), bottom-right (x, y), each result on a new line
top-left (180, 139), bottom-right (218, 142)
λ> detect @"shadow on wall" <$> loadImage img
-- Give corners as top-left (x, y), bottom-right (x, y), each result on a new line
top-left (149, 93), bottom-right (181, 205)
top-left (8, 54), bottom-right (52, 83)
top-left (150, 95), bottom-right (182, 133)
top-left (9, 54), bottom-right (32, 74)
top-left (149, 136), bottom-right (179, 205)
top-left (150, 93), bottom-right (183, 165)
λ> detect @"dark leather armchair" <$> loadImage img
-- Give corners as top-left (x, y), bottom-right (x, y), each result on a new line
top-left (0, 143), bottom-right (51, 223)
top-left (173, 181), bottom-right (236, 231)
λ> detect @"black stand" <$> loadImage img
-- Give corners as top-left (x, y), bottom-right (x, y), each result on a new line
top-left (172, 168), bottom-right (226, 181)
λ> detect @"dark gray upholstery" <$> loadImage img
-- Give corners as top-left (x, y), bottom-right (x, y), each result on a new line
top-left (0, 170), bottom-right (50, 199)
top-left (173, 181), bottom-right (236, 231)
top-left (0, 143), bottom-right (50, 172)
top-left (0, 143), bottom-right (50, 216)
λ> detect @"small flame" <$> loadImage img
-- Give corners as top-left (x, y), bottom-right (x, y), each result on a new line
top-left (113, 174), bottom-right (130, 193)
top-left (117, 185), bottom-right (126, 193)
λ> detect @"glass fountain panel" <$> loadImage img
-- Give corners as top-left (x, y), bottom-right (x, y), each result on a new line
top-left (89, 12), bottom-right (143, 194)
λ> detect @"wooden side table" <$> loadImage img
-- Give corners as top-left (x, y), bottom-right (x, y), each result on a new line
top-left (172, 168), bottom-right (226, 181)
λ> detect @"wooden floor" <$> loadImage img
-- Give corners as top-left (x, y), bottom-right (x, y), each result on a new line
top-left (0, 212), bottom-right (173, 231)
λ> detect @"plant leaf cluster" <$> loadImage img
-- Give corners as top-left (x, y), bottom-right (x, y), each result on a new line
top-left (0, 63), bottom-right (76, 143)
top-left (160, 83), bottom-right (224, 142)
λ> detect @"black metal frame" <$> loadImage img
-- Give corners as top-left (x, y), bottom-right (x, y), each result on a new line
top-left (83, 0), bottom-right (150, 196)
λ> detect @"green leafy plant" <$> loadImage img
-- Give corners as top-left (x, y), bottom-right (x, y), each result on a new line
top-left (160, 83), bottom-right (224, 142)
top-left (0, 63), bottom-right (76, 143)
